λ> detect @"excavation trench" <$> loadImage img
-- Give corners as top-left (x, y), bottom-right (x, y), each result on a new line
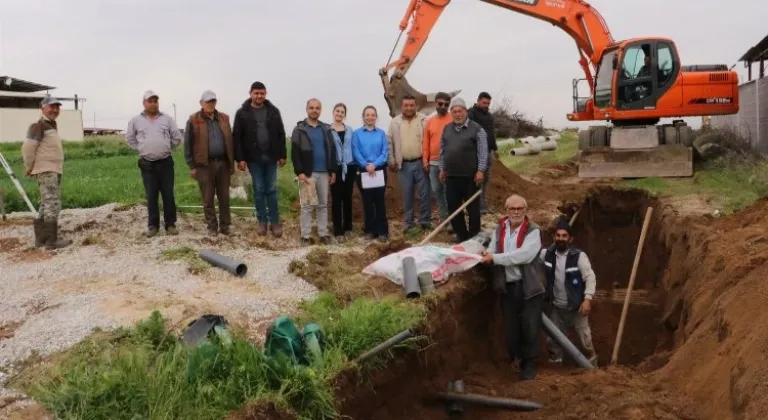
top-left (336, 188), bottom-right (684, 419)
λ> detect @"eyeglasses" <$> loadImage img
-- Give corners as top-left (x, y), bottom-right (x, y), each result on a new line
top-left (506, 206), bottom-right (526, 212)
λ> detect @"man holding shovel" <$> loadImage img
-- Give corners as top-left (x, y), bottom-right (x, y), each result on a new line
top-left (539, 219), bottom-right (598, 366)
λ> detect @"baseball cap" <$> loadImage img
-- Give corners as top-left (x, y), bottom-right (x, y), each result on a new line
top-left (143, 90), bottom-right (159, 100)
top-left (40, 95), bottom-right (62, 106)
top-left (200, 90), bottom-right (217, 102)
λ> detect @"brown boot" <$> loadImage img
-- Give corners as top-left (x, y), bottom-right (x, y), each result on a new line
top-left (43, 220), bottom-right (72, 250)
top-left (270, 223), bottom-right (283, 238)
top-left (33, 219), bottom-right (46, 247)
top-left (257, 222), bottom-right (268, 236)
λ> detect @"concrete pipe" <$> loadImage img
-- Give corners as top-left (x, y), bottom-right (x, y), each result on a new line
top-left (520, 136), bottom-right (536, 144)
top-left (510, 147), bottom-right (540, 156)
top-left (539, 140), bottom-right (558, 151)
top-left (198, 250), bottom-right (248, 277)
top-left (546, 133), bottom-right (561, 142)
top-left (495, 138), bottom-right (517, 148)
top-left (403, 256), bottom-right (421, 299)
top-left (434, 392), bottom-right (543, 411)
top-left (541, 313), bottom-right (594, 369)
top-left (529, 144), bottom-right (543, 153)
top-left (355, 329), bottom-right (413, 363)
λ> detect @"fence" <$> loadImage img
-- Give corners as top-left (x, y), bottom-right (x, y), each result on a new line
top-left (710, 77), bottom-right (768, 155)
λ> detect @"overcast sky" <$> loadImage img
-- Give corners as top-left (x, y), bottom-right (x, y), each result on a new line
top-left (1, 0), bottom-right (765, 133)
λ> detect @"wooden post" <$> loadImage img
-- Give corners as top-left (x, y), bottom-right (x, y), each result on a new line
top-left (611, 206), bottom-right (653, 365)
top-left (0, 186), bottom-right (5, 221)
top-left (419, 188), bottom-right (482, 246)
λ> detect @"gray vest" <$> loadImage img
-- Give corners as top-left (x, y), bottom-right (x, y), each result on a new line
top-left (442, 121), bottom-right (481, 176)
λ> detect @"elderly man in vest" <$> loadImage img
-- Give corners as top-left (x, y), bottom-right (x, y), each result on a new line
top-left (539, 219), bottom-right (598, 366)
top-left (481, 194), bottom-right (544, 380)
top-left (439, 96), bottom-right (488, 242)
top-left (183, 90), bottom-right (234, 236)
top-left (22, 95), bottom-right (72, 249)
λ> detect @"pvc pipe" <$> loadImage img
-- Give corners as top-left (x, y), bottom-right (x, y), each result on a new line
top-left (403, 256), bottom-right (421, 299)
top-left (433, 392), bottom-right (543, 411)
top-left (355, 329), bottom-right (412, 363)
top-left (510, 147), bottom-right (540, 156)
top-left (541, 313), bottom-right (594, 369)
top-left (198, 250), bottom-right (248, 277)
top-left (539, 140), bottom-right (558, 151)
top-left (418, 272), bottom-right (435, 296)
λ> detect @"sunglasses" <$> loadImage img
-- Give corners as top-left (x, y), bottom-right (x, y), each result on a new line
top-left (436, 101), bottom-right (449, 106)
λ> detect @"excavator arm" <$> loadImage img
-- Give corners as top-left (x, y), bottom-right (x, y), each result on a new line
top-left (381, 0), bottom-right (615, 116)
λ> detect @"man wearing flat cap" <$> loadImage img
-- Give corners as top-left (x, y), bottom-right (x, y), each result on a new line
top-left (438, 96), bottom-right (488, 242)
top-left (126, 90), bottom-right (183, 237)
top-left (183, 90), bottom-right (234, 236)
top-left (22, 94), bottom-right (72, 249)
top-left (539, 219), bottom-right (598, 366)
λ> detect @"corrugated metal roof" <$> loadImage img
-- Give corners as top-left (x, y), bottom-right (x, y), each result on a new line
top-left (0, 76), bottom-right (55, 93)
top-left (739, 33), bottom-right (768, 62)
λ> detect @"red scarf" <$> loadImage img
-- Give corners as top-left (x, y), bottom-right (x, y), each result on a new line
top-left (497, 216), bottom-right (530, 252)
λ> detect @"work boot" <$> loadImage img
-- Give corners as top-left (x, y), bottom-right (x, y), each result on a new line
top-left (257, 223), bottom-right (268, 236)
top-left (207, 228), bottom-right (218, 237)
top-left (300, 237), bottom-right (312, 247)
top-left (319, 236), bottom-right (332, 245)
top-left (145, 227), bottom-right (159, 238)
top-left (519, 360), bottom-right (537, 381)
top-left (270, 223), bottom-right (283, 238)
top-left (165, 226), bottom-right (179, 236)
top-left (33, 218), bottom-right (46, 247)
top-left (220, 226), bottom-right (231, 236)
top-left (43, 220), bottom-right (72, 250)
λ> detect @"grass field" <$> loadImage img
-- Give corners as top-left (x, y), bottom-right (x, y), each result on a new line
top-left (0, 136), bottom-right (299, 216)
top-left (16, 294), bottom-right (427, 420)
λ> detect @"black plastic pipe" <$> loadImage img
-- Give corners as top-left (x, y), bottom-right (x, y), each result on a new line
top-left (354, 329), bottom-right (412, 363)
top-left (198, 250), bottom-right (248, 277)
top-left (434, 392), bottom-right (543, 411)
top-left (541, 312), bottom-right (594, 369)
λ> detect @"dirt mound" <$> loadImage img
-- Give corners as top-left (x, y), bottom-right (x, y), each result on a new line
top-left (336, 188), bottom-right (693, 418)
top-left (652, 196), bottom-right (768, 419)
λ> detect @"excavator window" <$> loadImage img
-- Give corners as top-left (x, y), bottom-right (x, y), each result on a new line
top-left (593, 50), bottom-right (618, 109)
top-left (617, 43), bottom-right (654, 108)
top-left (657, 42), bottom-right (675, 87)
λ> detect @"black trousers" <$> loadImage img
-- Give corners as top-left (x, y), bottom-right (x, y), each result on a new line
top-left (331, 165), bottom-right (356, 236)
top-left (356, 168), bottom-right (389, 237)
top-left (138, 156), bottom-right (177, 229)
top-left (500, 281), bottom-right (543, 365)
top-left (445, 175), bottom-right (481, 241)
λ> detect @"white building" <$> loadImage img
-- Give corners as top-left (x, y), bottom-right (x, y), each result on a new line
top-left (0, 76), bottom-right (84, 143)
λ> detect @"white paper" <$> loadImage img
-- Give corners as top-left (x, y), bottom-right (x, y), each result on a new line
top-left (360, 170), bottom-right (385, 189)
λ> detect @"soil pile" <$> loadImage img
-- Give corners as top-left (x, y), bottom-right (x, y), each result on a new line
top-left (652, 197), bottom-right (768, 419)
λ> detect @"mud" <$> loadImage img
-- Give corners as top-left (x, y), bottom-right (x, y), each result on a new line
top-left (335, 188), bottom-right (698, 419)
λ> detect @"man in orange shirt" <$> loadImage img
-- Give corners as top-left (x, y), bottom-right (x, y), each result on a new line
top-left (422, 92), bottom-right (453, 224)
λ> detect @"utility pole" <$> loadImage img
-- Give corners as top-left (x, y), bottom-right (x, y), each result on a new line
top-left (93, 112), bottom-right (96, 130)
top-left (172, 103), bottom-right (177, 124)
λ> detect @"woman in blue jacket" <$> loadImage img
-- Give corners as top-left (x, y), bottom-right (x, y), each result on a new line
top-left (352, 105), bottom-right (389, 241)
top-left (330, 103), bottom-right (356, 239)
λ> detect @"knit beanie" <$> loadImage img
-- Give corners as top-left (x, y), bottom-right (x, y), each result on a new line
top-left (449, 96), bottom-right (467, 111)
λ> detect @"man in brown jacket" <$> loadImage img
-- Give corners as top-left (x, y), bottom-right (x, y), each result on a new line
top-left (183, 90), bottom-right (234, 236)
top-left (22, 95), bottom-right (72, 249)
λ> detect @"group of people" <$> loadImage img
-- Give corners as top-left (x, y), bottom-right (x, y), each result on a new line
top-left (22, 85), bottom-right (600, 383)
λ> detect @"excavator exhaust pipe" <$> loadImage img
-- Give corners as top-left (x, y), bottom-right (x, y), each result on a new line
top-left (381, 72), bottom-right (460, 117)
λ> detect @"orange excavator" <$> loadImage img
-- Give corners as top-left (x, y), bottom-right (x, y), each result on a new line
top-left (380, 0), bottom-right (740, 178)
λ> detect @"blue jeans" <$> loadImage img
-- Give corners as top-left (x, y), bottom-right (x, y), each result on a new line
top-left (399, 160), bottom-right (431, 227)
top-left (247, 155), bottom-right (279, 225)
top-left (429, 164), bottom-right (449, 220)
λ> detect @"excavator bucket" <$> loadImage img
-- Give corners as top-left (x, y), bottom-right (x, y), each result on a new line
top-left (380, 73), bottom-right (460, 117)
top-left (577, 125), bottom-right (694, 178)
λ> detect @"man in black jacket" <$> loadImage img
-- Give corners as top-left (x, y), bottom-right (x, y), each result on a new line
top-left (467, 92), bottom-right (498, 215)
top-left (233, 81), bottom-right (287, 237)
top-left (291, 98), bottom-right (338, 246)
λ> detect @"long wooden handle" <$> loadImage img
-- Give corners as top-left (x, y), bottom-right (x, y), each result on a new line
top-left (611, 206), bottom-right (653, 365)
top-left (419, 188), bottom-right (483, 245)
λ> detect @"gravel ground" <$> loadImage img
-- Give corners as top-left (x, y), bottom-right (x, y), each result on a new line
top-left (0, 203), bottom-right (357, 414)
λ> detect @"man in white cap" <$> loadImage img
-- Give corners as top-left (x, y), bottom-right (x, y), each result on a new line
top-left (126, 90), bottom-right (183, 237)
top-left (438, 96), bottom-right (488, 242)
top-left (22, 94), bottom-right (73, 249)
top-left (183, 90), bottom-right (234, 236)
